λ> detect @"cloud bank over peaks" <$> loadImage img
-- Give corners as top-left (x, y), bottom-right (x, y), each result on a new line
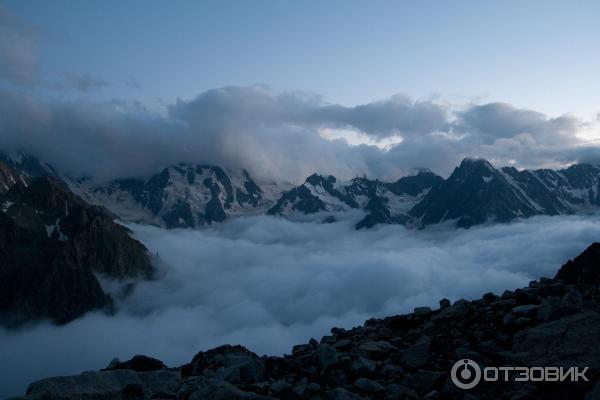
top-left (0, 85), bottom-right (597, 183)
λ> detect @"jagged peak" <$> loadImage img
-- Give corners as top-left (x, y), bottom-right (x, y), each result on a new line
top-left (414, 168), bottom-right (434, 175)
top-left (305, 173), bottom-right (336, 187)
top-left (459, 157), bottom-right (494, 168)
top-left (453, 158), bottom-right (497, 177)
top-left (405, 168), bottom-right (440, 178)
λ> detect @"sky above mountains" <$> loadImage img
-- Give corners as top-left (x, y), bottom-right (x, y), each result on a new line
top-left (0, 1), bottom-right (599, 182)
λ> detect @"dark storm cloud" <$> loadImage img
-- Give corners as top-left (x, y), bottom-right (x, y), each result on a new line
top-left (0, 6), bottom-right (39, 85)
top-left (0, 85), bottom-right (597, 182)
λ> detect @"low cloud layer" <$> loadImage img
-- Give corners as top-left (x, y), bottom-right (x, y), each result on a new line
top-left (1, 213), bottom-right (599, 397)
top-left (0, 85), bottom-right (597, 183)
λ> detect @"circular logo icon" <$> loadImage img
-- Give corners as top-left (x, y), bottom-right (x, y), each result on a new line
top-left (451, 359), bottom-right (481, 389)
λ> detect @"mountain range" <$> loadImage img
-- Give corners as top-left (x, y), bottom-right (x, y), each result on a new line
top-left (3, 152), bottom-right (600, 231)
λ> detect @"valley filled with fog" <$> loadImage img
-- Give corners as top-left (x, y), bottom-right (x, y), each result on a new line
top-left (2, 213), bottom-right (600, 396)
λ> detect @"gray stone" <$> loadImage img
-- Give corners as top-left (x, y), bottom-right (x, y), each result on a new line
top-left (26, 370), bottom-right (143, 400)
top-left (292, 344), bottom-right (311, 355)
top-left (514, 316), bottom-right (531, 327)
top-left (585, 380), bottom-right (600, 400)
top-left (539, 282), bottom-right (567, 297)
top-left (137, 370), bottom-right (182, 397)
top-left (438, 298), bottom-right (451, 309)
top-left (431, 300), bottom-right (471, 322)
top-left (491, 298), bottom-right (518, 309)
top-left (387, 383), bottom-right (418, 400)
top-left (423, 390), bottom-right (440, 399)
top-left (333, 339), bottom-right (353, 351)
top-left (401, 371), bottom-right (443, 394)
top-left (536, 297), bottom-right (577, 322)
top-left (325, 387), bottom-right (365, 400)
top-left (380, 363), bottom-right (404, 379)
top-left (331, 327), bottom-right (346, 335)
top-left (318, 344), bottom-right (339, 370)
top-left (270, 379), bottom-right (291, 395)
top-left (502, 313), bottom-right (515, 326)
top-left (414, 306), bottom-right (432, 316)
top-left (351, 357), bottom-right (377, 375)
top-left (185, 378), bottom-right (275, 400)
top-left (321, 335), bottom-right (337, 344)
top-left (511, 311), bottom-right (600, 369)
top-left (358, 341), bottom-right (395, 359)
top-left (511, 304), bottom-right (539, 317)
top-left (353, 377), bottom-right (385, 393)
top-left (401, 335), bottom-right (431, 369)
top-left (215, 355), bottom-right (266, 384)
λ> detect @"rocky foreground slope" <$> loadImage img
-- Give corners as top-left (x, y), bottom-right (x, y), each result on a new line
top-left (11, 244), bottom-right (600, 400)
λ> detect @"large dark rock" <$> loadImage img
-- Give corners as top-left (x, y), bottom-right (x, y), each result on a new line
top-left (25, 369), bottom-right (181, 400)
top-left (556, 242), bottom-right (600, 285)
top-left (510, 311), bottom-right (600, 369)
top-left (106, 355), bottom-right (167, 372)
top-left (182, 345), bottom-right (266, 385)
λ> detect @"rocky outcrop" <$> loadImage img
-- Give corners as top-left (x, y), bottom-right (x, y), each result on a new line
top-left (23, 369), bottom-right (182, 400)
top-left (556, 242), bottom-right (600, 286)
top-left (14, 245), bottom-right (600, 400)
top-left (0, 160), bottom-right (26, 195)
top-left (0, 176), bottom-right (154, 327)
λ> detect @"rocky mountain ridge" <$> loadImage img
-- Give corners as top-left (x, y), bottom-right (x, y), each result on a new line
top-left (0, 159), bottom-right (154, 327)
top-left (4, 152), bottom-right (600, 230)
top-left (411, 158), bottom-right (600, 228)
top-left (68, 158), bottom-right (600, 230)
top-left (69, 163), bottom-right (289, 229)
top-left (11, 242), bottom-right (600, 400)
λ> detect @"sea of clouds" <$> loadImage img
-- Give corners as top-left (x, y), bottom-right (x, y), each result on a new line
top-left (1, 213), bottom-right (600, 397)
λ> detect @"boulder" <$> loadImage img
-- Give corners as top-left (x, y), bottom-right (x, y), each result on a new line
top-left (358, 341), bottom-right (395, 360)
top-left (181, 377), bottom-right (275, 400)
top-left (182, 345), bottom-right (265, 384)
top-left (353, 377), bottom-right (385, 393)
top-left (106, 354), bottom-right (166, 372)
top-left (511, 311), bottom-right (600, 369)
top-left (325, 387), bottom-right (365, 400)
top-left (25, 369), bottom-right (179, 400)
top-left (555, 242), bottom-right (600, 285)
top-left (401, 335), bottom-right (431, 369)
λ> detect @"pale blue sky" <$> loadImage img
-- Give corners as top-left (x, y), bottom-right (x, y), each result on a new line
top-left (3, 0), bottom-right (600, 119)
